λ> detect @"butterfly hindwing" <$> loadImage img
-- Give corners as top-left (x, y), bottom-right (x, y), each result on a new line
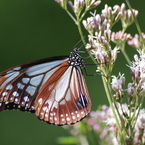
top-left (34, 62), bottom-right (91, 125)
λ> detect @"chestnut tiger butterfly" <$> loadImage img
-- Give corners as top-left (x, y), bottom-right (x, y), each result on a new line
top-left (0, 48), bottom-right (91, 126)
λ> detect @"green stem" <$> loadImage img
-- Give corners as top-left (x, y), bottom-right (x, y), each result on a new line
top-left (76, 17), bottom-right (86, 45)
top-left (65, 10), bottom-right (77, 24)
top-left (121, 49), bottom-right (131, 65)
top-left (102, 76), bottom-right (127, 145)
top-left (85, 127), bottom-right (97, 145)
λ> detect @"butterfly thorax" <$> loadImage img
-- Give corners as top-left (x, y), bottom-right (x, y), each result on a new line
top-left (68, 50), bottom-right (84, 67)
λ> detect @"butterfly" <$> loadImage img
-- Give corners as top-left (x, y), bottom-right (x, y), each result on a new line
top-left (0, 48), bottom-right (91, 126)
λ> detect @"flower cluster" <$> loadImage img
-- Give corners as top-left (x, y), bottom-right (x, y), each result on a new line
top-left (127, 51), bottom-right (145, 99)
top-left (83, 3), bottom-right (138, 35)
top-left (89, 104), bottom-right (145, 145)
top-left (108, 51), bottom-right (145, 144)
top-left (55, 1), bottom-right (145, 145)
top-left (55, 0), bottom-right (101, 14)
top-left (111, 31), bottom-right (132, 44)
top-left (83, 3), bottom-right (137, 76)
top-left (68, 0), bottom-right (101, 14)
top-left (111, 74), bottom-right (125, 102)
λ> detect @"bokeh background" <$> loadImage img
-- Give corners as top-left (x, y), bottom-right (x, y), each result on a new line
top-left (0, 0), bottom-right (145, 145)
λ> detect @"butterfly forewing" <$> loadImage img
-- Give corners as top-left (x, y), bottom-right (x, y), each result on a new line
top-left (0, 50), bottom-right (91, 125)
top-left (0, 56), bottom-right (67, 112)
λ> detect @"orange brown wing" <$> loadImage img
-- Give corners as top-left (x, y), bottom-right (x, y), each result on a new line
top-left (34, 60), bottom-right (91, 125)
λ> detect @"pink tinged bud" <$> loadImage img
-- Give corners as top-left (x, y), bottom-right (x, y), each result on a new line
top-left (140, 116), bottom-right (145, 124)
top-left (128, 34), bottom-right (140, 48)
top-left (104, 30), bottom-right (111, 41)
top-left (115, 12), bottom-right (122, 22)
top-left (95, 50), bottom-right (108, 63)
top-left (78, 0), bottom-right (85, 7)
top-left (120, 76), bottom-right (125, 88)
top-left (102, 5), bottom-right (109, 17)
top-left (140, 53), bottom-right (145, 61)
top-left (92, 1), bottom-right (101, 7)
top-left (111, 75), bottom-right (125, 92)
top-left (68, 1), bottom-right (74, 9)
top-left (113, 5), bottom-right (120, 13)
top-left (73, 0), bottom-right (85, 14)
top-left (95, 14), bottom-right (102, 24)
top-left (125, 33), bottom-right (132, 40)
top-left (127, 83), bottom-right (135, 97)
top-left (102, 105), bottom-right (108, 111)
top-left (130, 67), bottom-right (139, 82)
top-left (88, 37), bottom-right (94, 44)
top-left (82, 20), bottom-right (88, 29)
top-left (139, 61), bottom-right (145, 74)
top-left (111, 32), bottom-right (115, 41)
top-left (132, 9), bottom-right (138, 17)
top-left (142, 33), bottom-right (145, 39)
top-left (111, 31), bottom-right (122, 42)
top-left (126, 10), bottom-right (132, 19)
top-left (55, 0), bottom-right (63, 3)
top-left (140, 73), bottom-right (145, 83)
top-left (120, 3), bottom-right (126, 13)
top-left (86, 43), bottom-right (92, 50)
top-left (107, 7), bottom-right (112, 18)
top-left (111, 47), bottom-right (118, 61)
top-left (111, 76), bottom-right (121, 91)
top-left (134, 54), bottom-right (139, 62)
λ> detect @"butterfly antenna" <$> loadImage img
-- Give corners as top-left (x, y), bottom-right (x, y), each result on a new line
top-left (73, 35), bottom-right (87, 49)
top-left (73, 19), bottom-right (94, 51)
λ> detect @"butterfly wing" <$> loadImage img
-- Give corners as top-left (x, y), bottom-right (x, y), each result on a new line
top-left (34, 62), bottom-right (91, 125)
top-left (0, 56), bottom-right (68, 112)
top-left (0, 56), bottom-right (91, 125)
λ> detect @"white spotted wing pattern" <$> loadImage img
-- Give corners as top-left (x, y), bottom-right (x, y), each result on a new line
top-left (0, 49), bottom-right (91, 125)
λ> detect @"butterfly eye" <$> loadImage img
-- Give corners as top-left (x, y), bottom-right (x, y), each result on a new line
top-left (0, 50), bottom-right (91, 125)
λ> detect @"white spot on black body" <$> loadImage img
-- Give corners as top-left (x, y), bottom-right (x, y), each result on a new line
top-left (23, 96), bottom-right (30, 102)
top-left (12, 91), bottom-right (19, 97)
top-left (6, 84), bottom-right (13, 90)
top-left (2, 92), bottom-right (8, 97)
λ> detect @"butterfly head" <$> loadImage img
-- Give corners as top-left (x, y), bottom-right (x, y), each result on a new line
top-left (68, 48), bottom-right (84, 67)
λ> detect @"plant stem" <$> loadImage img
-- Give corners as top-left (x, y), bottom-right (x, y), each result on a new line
top-left (102, 76), bottom-right (127, 145)
top-left (66, 10), bottom-right (77, 24)
top-left (121, 49), bottom-right (131, 65)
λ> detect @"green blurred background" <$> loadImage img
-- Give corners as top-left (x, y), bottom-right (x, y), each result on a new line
top-left (0, 0), bottom-right (145, 145)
